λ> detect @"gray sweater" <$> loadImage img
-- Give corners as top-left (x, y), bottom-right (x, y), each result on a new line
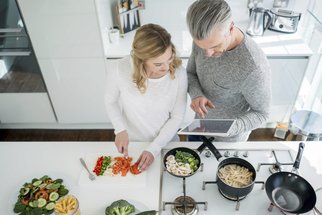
top-left (187, 33), bottom-right (271, 142)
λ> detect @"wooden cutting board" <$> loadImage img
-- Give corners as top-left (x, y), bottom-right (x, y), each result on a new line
top-left (78, 152), bottom-right (147, 188)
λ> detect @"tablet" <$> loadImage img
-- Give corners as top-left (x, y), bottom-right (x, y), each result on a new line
top-left (177, 119), bottom-right (236, 136)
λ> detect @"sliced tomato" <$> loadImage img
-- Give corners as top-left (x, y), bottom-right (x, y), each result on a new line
top-left (130, 163), bottom-right (141, 175)
top-left (21, 197), bottom-right (29, 205)
top-left (34, 190), bottom-right (49, 200)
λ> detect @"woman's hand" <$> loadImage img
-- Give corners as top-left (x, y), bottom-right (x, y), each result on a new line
top-left (137, 151), bottom-right (154, 171)
top-left (190, 96), bottom-right (215, 119)
top-left (115, 130), bottom-right (129, 157)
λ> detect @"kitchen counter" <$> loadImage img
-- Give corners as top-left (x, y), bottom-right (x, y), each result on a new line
top-left (1, 141), bottom-right (321, 214)
top-left (0, 142), bottom-right (160, 215)
top-left (105, 23), bottom-right (313, 58)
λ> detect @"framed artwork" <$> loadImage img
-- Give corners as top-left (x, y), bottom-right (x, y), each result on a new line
top-left (116, 0), bottom-right (141, 34)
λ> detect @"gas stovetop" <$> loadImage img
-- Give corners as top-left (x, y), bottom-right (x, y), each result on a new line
top-left (159, 147), bottom-right (314, 215)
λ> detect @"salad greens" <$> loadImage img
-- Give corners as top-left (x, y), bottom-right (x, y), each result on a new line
top-left (13, 175), bottom-right (69, 215)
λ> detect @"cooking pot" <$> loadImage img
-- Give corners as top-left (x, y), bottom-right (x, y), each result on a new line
top-left (246, 7), bottom-right (273, 36)
top-left (265, 142), bottom-right (316, 214)
top-left (163, 147), bottom-right (201, 178)
top-left (201, 137), bottom-right (256, 199)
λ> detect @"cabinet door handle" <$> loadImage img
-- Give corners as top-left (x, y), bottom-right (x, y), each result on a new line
top-left (0, 51), bottom-right (31, 56)
top-left (0, 28), bottom-right (23, 33)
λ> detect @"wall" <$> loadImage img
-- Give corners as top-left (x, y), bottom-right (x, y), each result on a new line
top-left (99, 0), bottom-right (310, 33)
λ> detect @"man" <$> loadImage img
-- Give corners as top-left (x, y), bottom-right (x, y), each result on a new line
top-left (186, 0), bottom-right (271, 141)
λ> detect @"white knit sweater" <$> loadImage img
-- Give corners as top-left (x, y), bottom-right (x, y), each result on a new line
top-left (105, 56), bottom-right (187, 157)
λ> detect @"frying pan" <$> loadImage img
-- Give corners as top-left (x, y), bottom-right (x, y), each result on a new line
top-left (201, 137), bottom-right (256, 199)
top-left (163, 147), bottom-right (201, 178)
top-left (265, 142), bottom-right (316, 214)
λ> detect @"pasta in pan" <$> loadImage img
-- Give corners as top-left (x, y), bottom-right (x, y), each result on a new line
top-left (218, 164), bottom-right (254, 188)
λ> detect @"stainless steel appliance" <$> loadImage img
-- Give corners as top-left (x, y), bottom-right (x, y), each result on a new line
top-left (159, 146), bottom-right (316, 215)
top-left (268, 9), bottom-right (301, 33)
top-left (0, 0), bottom-right (46, 92)
top-left (246, 7), bottom-right (273, 36)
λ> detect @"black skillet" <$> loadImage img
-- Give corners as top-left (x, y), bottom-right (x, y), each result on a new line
top-left (201, 136), bottom-right (256, 199)
top-left (265, 142), bottom-right (316, 214)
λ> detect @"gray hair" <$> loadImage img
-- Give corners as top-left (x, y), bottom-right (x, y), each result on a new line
top-left (186, 0), bottom-right (232, 40)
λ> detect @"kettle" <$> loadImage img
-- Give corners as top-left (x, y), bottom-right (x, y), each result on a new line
top-left (246, 7), bottom-right (273, 36)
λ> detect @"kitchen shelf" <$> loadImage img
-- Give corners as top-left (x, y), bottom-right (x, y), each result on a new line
top-left (119, 6), bottom-right (140, 16)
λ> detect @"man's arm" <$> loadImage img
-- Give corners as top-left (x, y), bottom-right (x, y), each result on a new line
top-left (187, 43), bottom-right (205, 99)
top-left (229, 64), bottom-right (272, 136)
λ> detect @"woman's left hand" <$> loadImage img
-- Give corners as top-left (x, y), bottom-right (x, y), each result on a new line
top-left (137, 151), bottom-right (154, 171)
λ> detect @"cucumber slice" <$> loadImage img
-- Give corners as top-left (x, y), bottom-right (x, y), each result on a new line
top-left (21, 187), bottom-right (30, 196)
top-left (45, 202), bottom-right (55, 210)
top-left (49, 192), bottom-right (59, 201)
top-left (28, 201), bottom-right (35, 208)
top-left (39, 183), bottom-right (47, 189)
top-left (46, 183), bottom-right (61, 190)
top-left (32, 180), bottom-right (42, 187)
top-left (37, 198), bottom-right (47, 208)
top-left (29, 200), bottom-right (39, 208)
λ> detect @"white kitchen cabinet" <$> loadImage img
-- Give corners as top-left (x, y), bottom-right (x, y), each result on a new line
top-left (39, 58), bottom-right (109, 123)
top-left (268, 57), bottom-right (309, 123)
top-left (17, 0), bottom-right (104, 59)
top-left (0, 93), bottom-right (56, 123)
top-left (17, 0), bottom-right (110, 125)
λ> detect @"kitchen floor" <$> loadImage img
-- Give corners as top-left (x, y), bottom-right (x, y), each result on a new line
top-left (0, 70), bottom-right (46, 93)
top-left (0, 128), bottom-right (291, 141)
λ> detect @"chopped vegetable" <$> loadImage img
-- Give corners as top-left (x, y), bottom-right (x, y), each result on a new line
top-left (110, 157), bottom-right (133, 176)
top-left (92, 155), bottom-right (142, 177)
top-left (93, 156), bottom-right (112, 176)
top-left (129, 163), bottom-right (141, 175)
top-left (105, 199), bottom-right (135, 215)
top-left (175, 151), bottom-right (199, 172)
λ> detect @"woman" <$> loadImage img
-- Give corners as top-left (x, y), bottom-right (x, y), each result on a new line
top-left (105, 24), bottom-right (187, 171)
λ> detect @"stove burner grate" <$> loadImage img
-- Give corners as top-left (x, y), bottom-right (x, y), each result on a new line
top-left (171, 196), bottom-right (198, 215)
top-left (257, 150), bottom-right (294, 174)
top-left (268, 202), bottom-right (300, 215)
top-left (202, 180), bottom-right (265, 211)
top-left (218, 189), bottom-right (247, 201)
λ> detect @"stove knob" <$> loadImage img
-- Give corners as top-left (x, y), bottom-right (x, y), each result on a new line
top-left (243, 151), bottom-right (249, 158)
top-left (233, 151), bottom-right (239, 157)
top-left (205, 150), bottom-right (212, 158)
top-left (224, 151), bottom-right (230, 157)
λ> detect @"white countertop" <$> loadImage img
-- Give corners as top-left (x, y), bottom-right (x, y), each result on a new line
top-left (0, 142), bottom-right (160, 215)
top-left (1, 141), bottom-right (321, 214)
top-left (105, 23), bottom-right (313, 58)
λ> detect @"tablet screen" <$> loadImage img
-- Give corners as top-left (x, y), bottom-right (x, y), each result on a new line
top-left (178, 119), bottom-right (235, 136)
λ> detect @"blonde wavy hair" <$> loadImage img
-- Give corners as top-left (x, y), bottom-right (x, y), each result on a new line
top-left (131, 23), bottom-right (182, 93)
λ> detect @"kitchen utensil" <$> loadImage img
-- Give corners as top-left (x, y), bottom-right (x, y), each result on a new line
top-left (163, 147), bottom-right (201, 178)
top-left (129, 11), bottom-right (135, 31)
top-left (201, 137), bottom-right (256, 199)
top-left (246, 7), bottom-right (273, 36)
top-left (108, 28), bottom-right (120, 44)
top-left (265, 142), bottom-right (316, 214)
top-left (80, 158), bottom-right (96, 181)
top-left (268, 8), bottom-right (301, 33)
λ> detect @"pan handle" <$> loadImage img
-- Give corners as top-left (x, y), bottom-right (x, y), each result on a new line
top-left (292, 142), bottom-right (305, 171)
top-left (200, 136), bottom-right (223, 161)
